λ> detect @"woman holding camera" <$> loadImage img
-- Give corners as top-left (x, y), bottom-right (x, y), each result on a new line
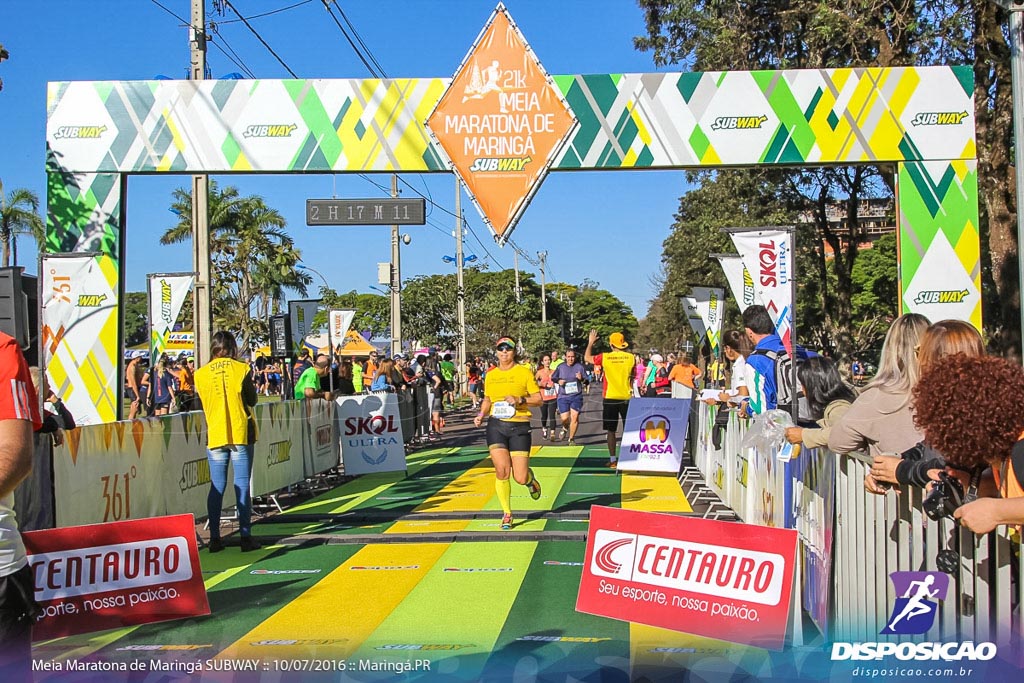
top-left (910, 353), bottom-right (1024, 534)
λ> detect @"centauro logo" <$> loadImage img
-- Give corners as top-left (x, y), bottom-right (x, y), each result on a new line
top-left (710, 115), bottom-right (767, 130)
top-left (117, 645), bottom-right (213, 651)
top-left (914, 289), bottom-right (969, 305)
top-left (180, 457), bottom-right (212, 492)
top-left (242, 123), bottom-right (297, 138)
top-left (251, 639), bottom-right (348, 646)
top-left (469, 156), bottom-right (532, 172)
top-left (54, 125), bottom-right (108, 139)
top-left (76, 294), bottom-right (107, 307)
top-left (911, 111), bottom-right (969, 126)
top-left (267, 440), bottom-right (291, 468)
top-left (376, 645), bottom-right (473, 651)
top-left (517, 636), bottom-right (611, 643)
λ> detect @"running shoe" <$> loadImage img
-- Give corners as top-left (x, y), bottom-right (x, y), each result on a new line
top-left (542, 428), bottom-right (548, 439)
top-left (527, 468), bottom-right (542, 500)
top-left (558, 428), bottom-right (567, 440)
top-left (501, 513), bottom-right (513, 530)
top-left (208, 538), bottom-right (224, 554)
top-left (567, 439), bottom-right (576, 446)
top-left (607, 459), bottom-right (619, 469)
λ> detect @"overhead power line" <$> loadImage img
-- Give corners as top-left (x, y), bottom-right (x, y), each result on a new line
top-left (320, 0), bottom-right (384, 78)
top-left (217, 0), bottom-right (313, 23)
top-left (223, 0), bottom-right (299, 78)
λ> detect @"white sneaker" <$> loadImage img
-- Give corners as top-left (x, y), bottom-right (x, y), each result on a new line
top-left (558, 428), bottom-right (567, 441)
top-left (542, 428), bottom-right (549, 438)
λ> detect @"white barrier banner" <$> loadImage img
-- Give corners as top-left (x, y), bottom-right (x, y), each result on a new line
top-left (41, 254), bottom-right (119, 425)
top-left (616, 397), bottom-right (689, 474)
top-left (690, 286), bottom-right (725, 356)
top-left (303, 397), bottom-right (338, 477)
top-left (729, 229), bottom-right (794, 353)
top-left (337, 393), bottom-right (407, 475)
top-left (289, 300), bottom-right (322, 354)
top-left (715, 254), bottom-right (756, 313)
top-left (148, 273), bottom-right (194, 361)
top-left (251, 401), bottom-right (306, 496)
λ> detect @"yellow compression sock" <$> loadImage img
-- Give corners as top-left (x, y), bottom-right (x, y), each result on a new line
top-left (495, 477), bottom-right (512, 515)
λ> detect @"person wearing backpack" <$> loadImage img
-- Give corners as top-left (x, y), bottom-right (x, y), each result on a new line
top-left (740, 305), bottom-right (814, 418)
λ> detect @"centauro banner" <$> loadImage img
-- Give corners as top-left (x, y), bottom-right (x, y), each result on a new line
top-left (729, 229), bottom-right (795, 353)
top-left (425, 4), bottom-right (576, 243)
top-left (148, 273), bottom-right (193, 361)
top-left (715, 255), bottom-right (756, 313)
top-left (690, 286), bottom-right (725, 356)
top-left (288, 299), bottom-right (321, 355)
top-left (41, 253), bottom-right (119, 425)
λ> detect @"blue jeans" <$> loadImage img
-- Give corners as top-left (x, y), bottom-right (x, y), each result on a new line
top-left (207, 444), bottom-right (253, 537)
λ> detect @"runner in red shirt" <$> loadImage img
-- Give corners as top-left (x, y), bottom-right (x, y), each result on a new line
top-left (0, 331), bottom-right (42, 677)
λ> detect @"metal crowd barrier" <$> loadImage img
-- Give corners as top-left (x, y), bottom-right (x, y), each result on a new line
top-left (693, 402), bottom-right (1023, 656)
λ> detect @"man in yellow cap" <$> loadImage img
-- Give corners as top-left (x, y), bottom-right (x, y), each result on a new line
top-left (585, 329), bottom-right (636, 468)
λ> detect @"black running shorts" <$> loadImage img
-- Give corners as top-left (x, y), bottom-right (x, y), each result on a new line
top-left (486, 419), bottom-right (532, 453)
top-left (602, 399), bottom-right (630, 432)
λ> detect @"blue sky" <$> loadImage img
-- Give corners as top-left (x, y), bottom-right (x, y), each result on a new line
top-left (0, 0), bottom-right (689, 318)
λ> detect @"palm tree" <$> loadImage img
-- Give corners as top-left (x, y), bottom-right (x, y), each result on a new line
top-left (162, 182), bottom-right (310, 349)
top-left (0, 184), bottom-right (45, 267)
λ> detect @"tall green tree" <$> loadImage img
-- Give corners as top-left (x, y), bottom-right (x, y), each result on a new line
top-left (635, 0), bottom-right (1019, 354)
top-left (161, 182), bottom-right (310, 349)
top-left (0, 185), bottom-right (45, 267)
top-left (122, 291), bottom-right (149, 348)
top-left (0, 42), bottom-right (8, 92)
top-left (316, 288), bottom-right (390, 339)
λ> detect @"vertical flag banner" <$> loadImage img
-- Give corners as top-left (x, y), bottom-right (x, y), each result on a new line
top-left (41, 254), bottom-right (119, 425)
top-left (329, 309), bottom-right (356, 349)
top-left (690, 286), bottom-right (725, 356)
top-left (729, 229), bottom-right (794, 353)
top-left (682, 295), bottom-right (706, 340)
top-left (288, 299), bottom-right (321, 353)
top-left (147, 273), bottom-right (194, 362)
top-left (424, 4), bottom-right (577, 243)
top-left (715, 254), bottom-right (757, 313)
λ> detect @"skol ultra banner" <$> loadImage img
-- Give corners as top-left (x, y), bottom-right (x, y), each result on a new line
top-left (147, 272), bottom-right (194, 361)
top-left (329, 309), bottom-right (356, 350)
top-left (690, 286), bottom-right (725, 355)
top-left (41, 253), bottom-right (119, 425)
top-left (23, 514), bottom-right (209, 640)
top-left (288, 299), bottom-right (321, 354)
top-left (337, 393), bottom-right (407, 475)
top-left (715, 254), bottom-right (756, 313)
top-left (576, 506), bottom-right (798, 650)
top-left (425, 4), bottom-right (576, 243)
top-left (729, 229), bottom-right (794, 353)
top-left (617, 397), bottom-right (689, 474)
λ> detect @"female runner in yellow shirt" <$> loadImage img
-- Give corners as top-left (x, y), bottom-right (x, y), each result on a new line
top-left (473, 336), bottom-right (543, 529)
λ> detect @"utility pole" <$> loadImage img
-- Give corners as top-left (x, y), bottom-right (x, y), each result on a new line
top-left (537, 250), bottom-right (547, 323)
top-left (455, 179), bottom-right (467, 394)
top-left (390, 174), bottom-right (402, 357)
top-left (190, 0), bottom-right (211, 366)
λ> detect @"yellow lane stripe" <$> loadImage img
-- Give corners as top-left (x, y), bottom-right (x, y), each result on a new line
top-left (219, 543), bottom-right (449, 660)
top-left (621, 473), bottom-right (693, 512)
top-left (411, 459), bottom-right (494, 513)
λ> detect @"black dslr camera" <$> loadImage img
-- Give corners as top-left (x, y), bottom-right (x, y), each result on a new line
top-left (922, 471), bottom-right (967, 521)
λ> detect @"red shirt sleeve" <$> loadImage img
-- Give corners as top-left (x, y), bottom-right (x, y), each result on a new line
top-left (593, 353), bottom-right (604, 365)
top-left (0, 333), bottom-right (42, 430)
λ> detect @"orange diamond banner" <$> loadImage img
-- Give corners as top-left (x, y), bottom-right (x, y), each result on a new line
top-left (426, 4), bottom-right (576, 243)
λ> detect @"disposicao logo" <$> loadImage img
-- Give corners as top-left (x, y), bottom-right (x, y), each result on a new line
top-left (882, 571), bottom-right (948, 635)
top-left (242, 124), bottom-right (297, 138)
top-left (910, 111), bottom-right (969, 126)
top-left (831, 571), bottom-right (997, 662)
top-left (710, 115), bottom-right (767, 130)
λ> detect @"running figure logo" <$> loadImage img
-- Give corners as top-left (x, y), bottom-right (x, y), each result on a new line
top-left (881, 571), bottom-right (950, 635)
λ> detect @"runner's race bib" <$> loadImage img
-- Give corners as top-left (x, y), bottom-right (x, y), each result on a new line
top-left (543, 385), bottom-right (557, 397)
top-left (564, 381), bottom-right (580, 395)
top-left (491, 401), bottom-right (517, 419)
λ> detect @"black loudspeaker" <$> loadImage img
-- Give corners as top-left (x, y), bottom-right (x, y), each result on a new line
top-left (269, 314), bottom-right (292, 358)
top-left (0, 267), bottom-right (36, 363)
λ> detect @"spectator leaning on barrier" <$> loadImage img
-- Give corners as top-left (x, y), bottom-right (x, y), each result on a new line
top-left (193, 331), bottom-right (261, 553)
top-left (828, 313), bottom-right (930, 474)
top-left (0, 331), bottom-right (42, 676)
top-left (910, 353), bottom-right (1024, 534)
top-left (867, 320), bottom-right (987, 493)
top-left (28, 366), bottom-right (76, 446)
top-left (295, 354), bottom-right (333, 400)
top-left (784, 357), bottom-right (857, 449)
top-left (740, 304), bottom-right (813, 417)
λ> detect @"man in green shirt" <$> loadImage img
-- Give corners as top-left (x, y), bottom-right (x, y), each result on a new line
top-left (294, 355), bottom-right (332, 400)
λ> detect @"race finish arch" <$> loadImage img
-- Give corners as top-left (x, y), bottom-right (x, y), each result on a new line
top-left (44, 3), bottom-right (978, 423)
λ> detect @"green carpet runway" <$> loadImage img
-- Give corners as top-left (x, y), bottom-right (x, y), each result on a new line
top-left (34, 443), bottom-right (798, 682)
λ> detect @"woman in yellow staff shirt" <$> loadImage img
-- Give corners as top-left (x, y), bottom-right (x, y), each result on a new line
top-left (473, 336), bottom-right (543, 529)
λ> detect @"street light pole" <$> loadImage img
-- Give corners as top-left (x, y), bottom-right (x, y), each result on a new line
top-left (190, 0), bottom-right (211, 367)
top-left (1005, 2), bottom-right (1024, 359)
top-left (455, 178), bottom-right (467, 396)
top-left (390, 175), bottom-right (402, 357)
top-left (538, 250), bottom-right (548, 323)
